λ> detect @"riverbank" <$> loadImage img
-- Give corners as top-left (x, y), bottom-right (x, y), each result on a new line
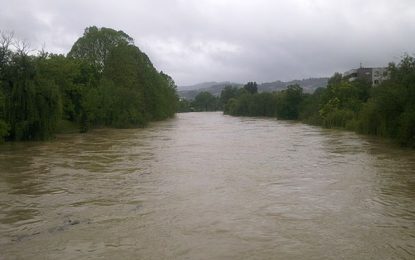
top-left (221, 56), bottom-right (415, 148)
top-left (0, 26), bottom-right (177, 143)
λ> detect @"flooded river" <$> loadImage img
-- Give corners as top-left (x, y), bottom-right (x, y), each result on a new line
top-left (1, 112), bottom-right (415, 259)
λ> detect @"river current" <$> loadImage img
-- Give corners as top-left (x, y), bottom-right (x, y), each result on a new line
top-left (1, 112), bottom-right (414, 259)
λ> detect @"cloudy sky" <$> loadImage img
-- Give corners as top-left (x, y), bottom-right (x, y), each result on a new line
top-left (1, 0), bottom-right (414, 86)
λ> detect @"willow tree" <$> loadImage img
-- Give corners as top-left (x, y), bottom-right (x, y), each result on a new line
top-left (0, 88), bottom-right (9, 142)
top-left (4, 54), bottom-right (61, 141)
top-left (0, 26), bottom-right (178, 142)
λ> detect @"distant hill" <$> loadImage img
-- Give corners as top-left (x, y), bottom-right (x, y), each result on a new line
top-left (179, 82), bottom-right (236, 91)
top-left (178, 82), bottom-right (242, 100)
top-left (178, 78), bottom-right (328, 100)
top-left (258, 78), bottom-right (329, 93)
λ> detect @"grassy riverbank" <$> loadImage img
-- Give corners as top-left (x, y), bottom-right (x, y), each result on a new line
top-left (221, 56), bottom-right (415, 148)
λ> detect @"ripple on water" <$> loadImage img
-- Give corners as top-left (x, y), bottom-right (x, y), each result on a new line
top-left (1, 112), bottom-right (415, 259)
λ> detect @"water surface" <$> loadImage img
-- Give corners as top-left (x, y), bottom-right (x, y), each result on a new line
top-left (1, 112), bottom-right (415, 259)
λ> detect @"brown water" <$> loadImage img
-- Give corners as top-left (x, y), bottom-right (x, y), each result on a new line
top-left (1, 112), bottom-right (415, 259)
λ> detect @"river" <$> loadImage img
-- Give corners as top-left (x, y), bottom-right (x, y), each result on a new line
top-left (1, 112), bottom-right (415, 259)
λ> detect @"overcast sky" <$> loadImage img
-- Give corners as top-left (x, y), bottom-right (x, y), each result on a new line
top-left (1, 0), bottom-right (414, 86)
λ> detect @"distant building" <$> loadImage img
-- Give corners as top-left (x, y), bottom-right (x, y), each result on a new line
top-left (343, 67), bottom-right (389, 86)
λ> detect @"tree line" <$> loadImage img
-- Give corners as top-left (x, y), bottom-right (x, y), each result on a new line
top-left (0, 26), bottom-right (178, 142)
top-left (219, 56), bottom-right (415, 147)
top-left (177, 91), bottom-right (221, 112)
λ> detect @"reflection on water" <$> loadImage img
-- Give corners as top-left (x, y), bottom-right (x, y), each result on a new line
top-left (1, 112), bottom-right (415, 259)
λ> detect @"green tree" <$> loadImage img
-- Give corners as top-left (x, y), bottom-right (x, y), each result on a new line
top-left (244, 82), bottom-right (258, 94)
top-left (193, 91), bottom-right (219, 111)
top-left (68, 26), bottom-right (133, 72)
top-left (299, 88), bottom-right (325, 125)
top-left (0, 31), bottom-right (14, 80)
top-left (0, 87), bottom-right (9, 142)
top-left (276, 84), bottom-right (303, 120)
top-left (328, 72), bottom-right (342, 86)
top-left (5, 54), bottom-right (61, 140)
top-left (0, 26), bottom-right (178, 143)
top-left (220, 85), bottom-right (239, 111)
top-left (67, 27), bottom-right (178, 129)
top-left (177, 98), bottom-right (193, 112)
top-left (357, 55), bottom-right (415, 144)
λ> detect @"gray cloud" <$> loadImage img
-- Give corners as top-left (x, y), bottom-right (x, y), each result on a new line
top-left (1, 0), bottom-right (414, 85)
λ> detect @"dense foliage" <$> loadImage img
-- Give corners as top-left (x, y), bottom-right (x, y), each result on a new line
top-left (222, 56), bottom-right (415, 147)
top-left (178, 91), bottom-right (220, 112)
top-left (222, 83), bottom-right (303, 119)
top-left (0, 27), bottom-right (178, 142)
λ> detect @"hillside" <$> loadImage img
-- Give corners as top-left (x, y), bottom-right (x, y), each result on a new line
top-left (178, 78), bottom-right (328, 99)
top-left (178, 82), bottom-right (242, 100)
top-left (258, 78), bottom-right (329, 93)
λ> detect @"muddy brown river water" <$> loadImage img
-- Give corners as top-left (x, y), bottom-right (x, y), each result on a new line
top-left (1, 112), bottom-right (415, 259)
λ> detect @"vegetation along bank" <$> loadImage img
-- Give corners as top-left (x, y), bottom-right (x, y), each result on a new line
top-left (0, 26), bottom-right (178, 142)
top-left (222, 56), bottom-right (415, 147)
top-left (179, 56), bottom-right (415, 147)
